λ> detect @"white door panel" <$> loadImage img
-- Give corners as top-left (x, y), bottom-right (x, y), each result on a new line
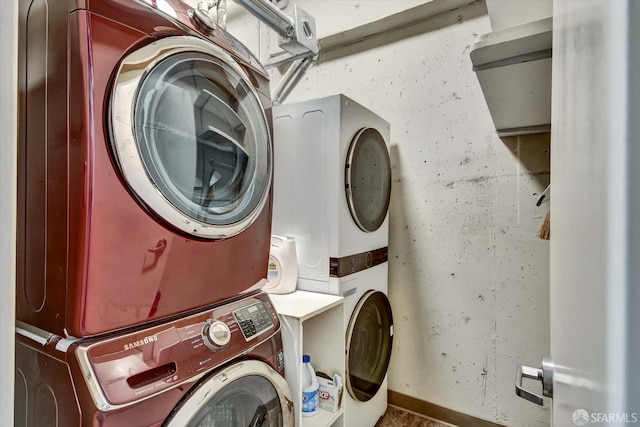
top-left (516, 0), bottom-right (640, 423)
top-left (550, 0), bottom-right (626, 419)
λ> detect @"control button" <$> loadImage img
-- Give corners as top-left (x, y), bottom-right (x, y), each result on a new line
top-left (202, 320), bottom-right (231, 350)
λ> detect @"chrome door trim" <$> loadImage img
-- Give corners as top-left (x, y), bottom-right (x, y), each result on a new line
top-left (165, 359), bottom-right (294, 426)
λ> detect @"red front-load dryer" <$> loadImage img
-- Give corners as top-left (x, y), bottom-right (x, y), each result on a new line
top-left (17, 0), bottom-right (274, 337)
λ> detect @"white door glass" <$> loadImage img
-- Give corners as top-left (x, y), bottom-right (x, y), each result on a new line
top-left (345, 128), bottom-right (391, 233)
top-left (345, 290), bottom-right (393, 402)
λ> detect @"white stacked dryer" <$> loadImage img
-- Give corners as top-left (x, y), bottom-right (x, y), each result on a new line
top-left (272, 94), bottom-right (394, 427)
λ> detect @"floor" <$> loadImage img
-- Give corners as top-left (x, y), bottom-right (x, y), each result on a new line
top-left (376, 407), bottom-right (455, 427)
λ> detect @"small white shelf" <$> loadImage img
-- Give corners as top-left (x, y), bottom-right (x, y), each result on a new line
top-left (269, 291), bottom-right (345, 427)
top-left (269, 290), bottom-right (343, 321)
top-left (470, 17), bottom-right (552, 136)
top-left (301, 405), bottom-right (342, 427)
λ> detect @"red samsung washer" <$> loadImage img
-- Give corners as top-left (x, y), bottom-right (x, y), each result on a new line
top-left (15, 292), bottom-right (293, 427)
top-left (17, 0), bottom-right (274, 337)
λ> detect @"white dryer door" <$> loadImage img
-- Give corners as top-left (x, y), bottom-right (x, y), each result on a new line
top-left (345, 127), bottom-right (391, 232)
top-left (165, 360), bottom-right (293, 427)
top-left (110, 36), bottom-right (272, 239)
top-left (345, 290), bottom-right (394, 402)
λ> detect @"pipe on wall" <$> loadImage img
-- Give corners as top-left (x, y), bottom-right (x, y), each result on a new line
top-left (232, 0), bottom-right (295, 38)
top-left (232, 0), bottom-right (319, 103)
top-left (271, 55), bottom-right (315, 105)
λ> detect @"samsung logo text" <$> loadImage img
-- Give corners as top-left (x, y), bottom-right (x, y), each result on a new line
top-left (124, 335), bottom-right (158, 351)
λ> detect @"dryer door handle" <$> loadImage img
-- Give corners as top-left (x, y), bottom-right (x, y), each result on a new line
top-left (148, 239), bottom-right (167, 254)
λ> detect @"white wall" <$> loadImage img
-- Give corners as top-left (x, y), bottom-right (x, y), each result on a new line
top-left (220, 1), bottom-right (551, 425)
top-left (0, 1), bottom-right (17, 426)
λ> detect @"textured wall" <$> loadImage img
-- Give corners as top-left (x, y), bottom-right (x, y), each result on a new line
top-left (210, 0), bottom-right (551, 425)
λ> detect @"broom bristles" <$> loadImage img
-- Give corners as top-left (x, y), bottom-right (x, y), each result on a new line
top-left (537, 209), bottom-right (550, 240)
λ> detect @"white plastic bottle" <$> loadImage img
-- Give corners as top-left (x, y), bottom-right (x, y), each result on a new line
top-left (301, 354), bottom-right (319, 417)
top-left (264, 235), bottom-right (298, 294)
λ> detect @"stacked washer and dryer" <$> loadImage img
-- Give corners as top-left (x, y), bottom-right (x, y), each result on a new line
top-left (272, 94), bottom-right (394, 427)
top-left (15, 0), bottom-right (293, 425)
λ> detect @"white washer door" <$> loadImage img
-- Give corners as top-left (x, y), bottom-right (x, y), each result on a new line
top-left (165, 360), bottom-right (293, 427)
top-left (110, 36), bottom-right (272, 239)
top-left (345, 290), bottom-right (394, 402)
top-left (345, 127), bottom-right (391, 233)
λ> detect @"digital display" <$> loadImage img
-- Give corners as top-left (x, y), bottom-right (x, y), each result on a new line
top-left (233, 302), bottom-right (274, 340)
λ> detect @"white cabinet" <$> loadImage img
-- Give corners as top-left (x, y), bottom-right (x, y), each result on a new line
top-left (470, 0), bottom-right (553, 137)
top-left (269, 291), bottom-right (344, 427)
top-left (470, 17), bottom-right (552, 137)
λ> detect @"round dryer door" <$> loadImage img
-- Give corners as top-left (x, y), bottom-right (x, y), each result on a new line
top-left (110, 36), bottom-right (271, 239)
top-left (165, 360), bottom-right (293, 427)
top-left (345, 127), bottom-right (392, 232)
top-left (345, 290), bottom-right (394, 402)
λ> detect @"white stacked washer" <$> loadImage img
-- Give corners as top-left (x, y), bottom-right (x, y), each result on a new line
top-left (272, 94), bottom-right (394, 427)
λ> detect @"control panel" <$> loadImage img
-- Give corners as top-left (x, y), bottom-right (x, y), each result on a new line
top-left (77, 293), bottom-right (280, 407)
top-left (233, 302), bottom-right (275, 340)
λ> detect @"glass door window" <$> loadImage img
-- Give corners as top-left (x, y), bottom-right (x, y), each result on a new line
top-left (345, 128), bottom-right (391, 233)
top-left (164, 360), bottom-right (292, 427)
top-left (345, 290), bottom-right (394, 402)
top-left (184, 376), bottom-right (284, 427)
top-left (111, 37), bottom-right (271, 239)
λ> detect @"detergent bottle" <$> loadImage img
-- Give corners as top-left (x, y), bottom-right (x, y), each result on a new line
top-left (264, 235), bottom-right (298, 294)
top-left (301, 354), bottom-right (319, 417)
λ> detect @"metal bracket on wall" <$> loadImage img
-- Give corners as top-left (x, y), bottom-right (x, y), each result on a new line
top-left (232, 0), bottom-right (320, 104)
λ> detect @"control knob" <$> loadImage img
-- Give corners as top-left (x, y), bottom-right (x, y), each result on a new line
top-left (203, 320), bottom-right (231, 350)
